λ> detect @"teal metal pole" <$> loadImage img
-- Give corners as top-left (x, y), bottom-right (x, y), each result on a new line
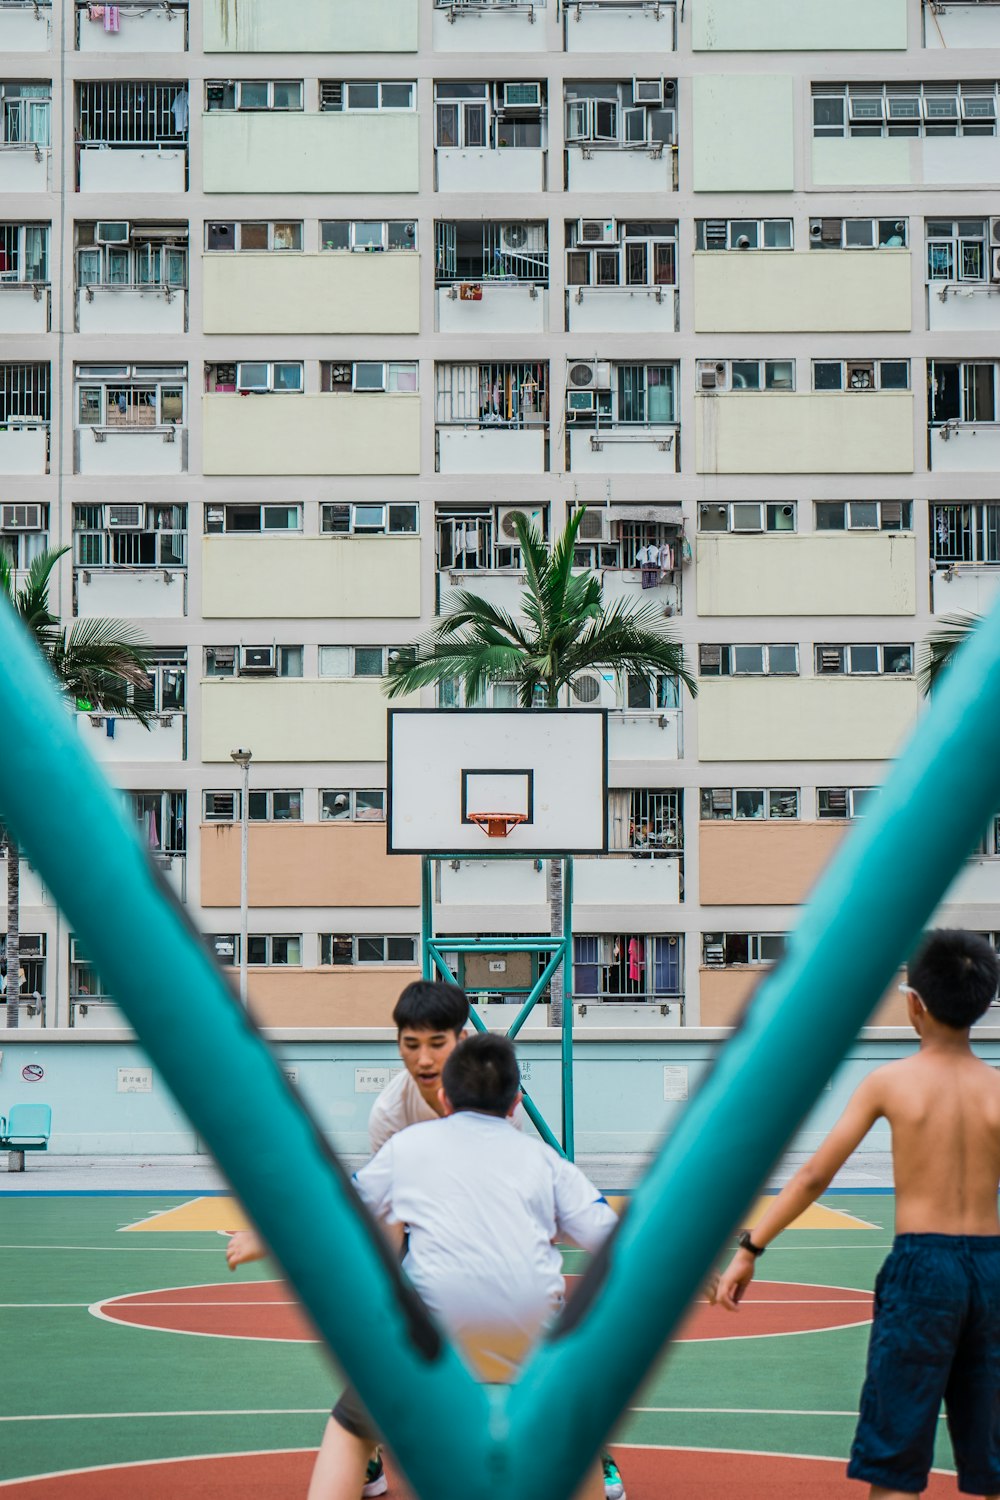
top-left (0, 607), bottom-right (493, 1498)
top-left (421, 856), bottom-right (434, 979)
top-left (561, 858), bottom-right (575, 1160)
top-left (503, 603), bottom-right (1000, 1500)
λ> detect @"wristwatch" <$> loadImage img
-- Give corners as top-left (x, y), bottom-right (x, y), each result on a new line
top-left (737, 1229), bottom-right (765, 1257)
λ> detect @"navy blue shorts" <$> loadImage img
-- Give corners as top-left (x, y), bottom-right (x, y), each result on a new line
top-left (849, 1234), bottom-right (1000, 1496)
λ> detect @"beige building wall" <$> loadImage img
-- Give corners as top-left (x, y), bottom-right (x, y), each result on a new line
top-left (201, 680), bottom-right (410, 762)
top-left (202, 395), bottom-right (421, 476)
top-left (202, 256), bottom-right (421, 336)
top-left (247, 968), bottom-right (418, 1028)
top-left (697, 678), bottom-right (921, 761)
top-left (700, 968), bottom-right (907, 1027)
top-left (693, 0), bottom-right (907, 51)
top-left (695, 393), bottom-right (914, 474)
top-left (201, 824), bottom-right (420, 908)
top-left (692, 252), bottom-right (911, 334)
top-left (692, 76), bottom-right (794, 192)
top-left (699, 822), bottom-right (847, 905)
top-left (202, 537), bottom-right (422, 619)
top-left (696, 534), bottom-right (916, 617)
top-left (203, 0), bottom-right (419, 52)
top-left (202, 115), bottom-right (420, 195)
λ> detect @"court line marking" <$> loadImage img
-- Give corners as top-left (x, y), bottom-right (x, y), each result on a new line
top-left (0, 1405), bottom-right (950, 1424)
top-left (0, 1244), bottom-right (227, 1254)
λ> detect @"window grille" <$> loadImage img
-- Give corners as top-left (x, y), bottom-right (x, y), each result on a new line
top-left (0, 224), bottom-right (48, 283)
top-left (435, 362), bottom-right (548, 427)
top-left (608, 788), bottom-right (682, 852)
top-left (0, 363), bottom-right (50, 423)
top-left (77, 82), bottom-right (188, 146)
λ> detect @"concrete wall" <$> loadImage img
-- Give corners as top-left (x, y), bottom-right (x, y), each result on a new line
top-left (203, 116), bottom-right (420, 195)
top-left (693, 252), bottom-right (911, 334)
top-left (695, 393), bottom-right (914, 474)
top-left (692, 76), bottom-right (794, 192)
top-left (697, 678), bottom-right (921, 761)
top-left (813, 136), bottom-right (1000, 190)
top-left (203, 255), bottom-right (421, 336)
top-left (693, 0), bottom-right (907, 50)
top-left (696, 534), bottom-right (916, 617)
top-left (202, 395), bottom-right (421, 476)
top-left (700, 971), bottom-right (908, 1030)
top-left (200, 823), bottom-right (420, 908)
top-left (201, 536), bottom-right (421, 618)
top-left (203, 0), bottom-right (418, 51)
top-left (200, 679), bottom-right (407, 762)
top-left (699, 822), bottom-right (847, 905)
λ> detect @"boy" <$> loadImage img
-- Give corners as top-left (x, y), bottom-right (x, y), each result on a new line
top-left (307, 1032), bottom-right (618, 1500)
top-left (715, 929), bottom-right (1000, 1499)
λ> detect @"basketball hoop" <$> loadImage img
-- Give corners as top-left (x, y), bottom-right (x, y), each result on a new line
top-left (468, 812), bottom-right (528, 840)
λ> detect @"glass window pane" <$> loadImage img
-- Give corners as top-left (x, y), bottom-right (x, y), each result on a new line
top-left (239, 222), bottom-right (268, 251)
top-left (813, 96), bottom-right (845, 130)
top-left (272, 81), bottom-right (302, 111)
top-left (263, 505), bottom-right (300, 530)
top-left (880, 361), bottom-right (909, 390)
top-left (354, 647), bottom-right (384, 676)
top-left (849, 644), bottom-right (879, 674)
top-left (732, 645), bottom-right (764, 674)
top-left (247, 935), bottom-right (268, 965)
top-left (731, 361), bottom-right (759, 390)
top-left (278, 646), bottom-right (303, 677)
top-left (322, 505), bottom-right (351, 534)
top-left (758, 934), bottom-right (786, 964)
top-left (848, 501), bottom-right (879, 529)
top-left (388, 221), bottom-right (416, 250)
top-left (768, 790), bottom-right (799, 819)
top-left (354, 505), bottom-right (386, 532)
top-left (357, 936), bottom-right (385, 963)
top-left (729, 221), bottom-right (759, 249)
top-left (734, 789), bottom-right (765, 819)
top-left (763, 220), bottom-right (792, 249)
top-left (355, 790), bottom-right (386, 821)
top-left (388, 504), bottom-right (417, 534)
top-left (272, 792), bottom-right (301, 820)
top-left (732, 503), bottom-right (762, 531)
top-left (272, 222), bottom-right (301, 251)
top-left (765, 361), bottom-right (794, 391)
top-left (928, 244), bottom-right (954, 281)
top-left (844, 219), bottom-right (875, 248)
top-left (347, 83), bottom-right (380, 110)
top-left (321, 790), bottom-right (351, 819)
top-left (321, 221), bottom-right (351, 251)
top-left (248, 790), bottom-right (269, 820)
top-left (387, 936), bottom-right (416, 962)
top-left (381, 82), bottom-right (413, 109)
top-left (646, 366), bottom-right (674, 423)
top-left (814, 362), bottom-right (842, 391)
top-left (768, 645), bottom-right (798, 674)
top-left (883, 645), bottom-right (912, 674)
top-left (272, 363), bottom-right (302, 392)
top-left (354, 362), bottom-right (386, 390)
top-left (239, 81), bottom-right (270, 110)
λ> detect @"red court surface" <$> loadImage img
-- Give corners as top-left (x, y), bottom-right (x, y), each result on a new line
top-left (0, 1445), bottom-right (958, 1499)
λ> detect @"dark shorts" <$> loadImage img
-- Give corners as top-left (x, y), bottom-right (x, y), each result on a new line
top-left (848, 1234), bottom-right (1000, 1496)
top-left (331, 1384), bottom-right (379, 1444)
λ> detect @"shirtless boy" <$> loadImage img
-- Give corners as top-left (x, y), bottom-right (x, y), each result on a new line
top-left (715, 928), bottom-right (1000, 1499)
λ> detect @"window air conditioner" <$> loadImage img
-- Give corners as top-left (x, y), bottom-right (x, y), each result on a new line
top-left (697, 361), bottom-right (727, 391)
top-left (502, 82), bottom-right (541, 111)
top-left (497, 505), bottom-right (541, 541)
top-left (499, 223), bottom-right (545, 255)
top-left (991, 247), bottom-right (1000, 283)
top-left (107, 504), bottom-right (145, 530)
top-left (239, 645), bottom-right (277, 674)
top-left (576, 508), bottom-right (611, 542)
top-left (568, 360), bottom-right (612, 390)
top-left (1, 503), bottom-right (42, 530)
top-left (96, 221), bottom-right (130, 245)
top-left (567, 389), bottom-right (595, 413)
top-left (991, 218), bottom-right (1000, 245)
top-left (632, 78), bottom-right (664, 106)
top-left (809, 217), bottom-right (842, 245)
top-left (578, 218), bottom-right (617, 246)
top-left (206, 792), bottom-right (237, 821)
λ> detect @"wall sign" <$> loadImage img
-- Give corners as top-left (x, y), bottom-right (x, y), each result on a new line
top-left (663, 1064), bottom-right (689, 1101)
top-left (21, 1063), bottom-right (44, 1083)
top-left (117, 1067), bottom-right (152, 1094)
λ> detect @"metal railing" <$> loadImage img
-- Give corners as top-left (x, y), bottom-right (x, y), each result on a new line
top-left (77, 81), bottom-right (187, 146)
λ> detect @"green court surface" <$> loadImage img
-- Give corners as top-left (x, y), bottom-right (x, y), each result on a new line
top-left (0, 1192), bottom-right (963, 1496)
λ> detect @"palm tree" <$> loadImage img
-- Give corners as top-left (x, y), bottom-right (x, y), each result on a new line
top-left (918, 611), bottom-right (982, 695)
top-left (0, 547), bottom-right (151, 1028)
top-left (385, 507), bottom-right (697, 1021)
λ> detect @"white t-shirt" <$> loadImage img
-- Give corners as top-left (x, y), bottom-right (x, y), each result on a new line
top-left (354, 1111), bottom-right (617, 1376)
top-left (367, 1068), bottom-right (526, 1153)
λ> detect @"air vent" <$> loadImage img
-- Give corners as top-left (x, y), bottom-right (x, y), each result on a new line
top-left (1, 503), bottom-right (42, 530)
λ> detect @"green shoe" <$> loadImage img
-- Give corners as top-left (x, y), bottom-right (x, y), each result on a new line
top-left (602, 1452), bottom-right (626, 1500)
top-left (362, 1451), bottom-right (387, 1498)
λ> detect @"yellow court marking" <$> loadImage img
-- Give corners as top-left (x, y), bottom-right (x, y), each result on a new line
top-left (746, 1201), bottom-right (878, 1231)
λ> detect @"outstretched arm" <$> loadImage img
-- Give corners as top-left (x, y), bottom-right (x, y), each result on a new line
top-left (716, 1072), bottom-right (884, 1311)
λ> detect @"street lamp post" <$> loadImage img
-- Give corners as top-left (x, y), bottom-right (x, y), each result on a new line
top-left (230, 749), bottom-right (252, 1007)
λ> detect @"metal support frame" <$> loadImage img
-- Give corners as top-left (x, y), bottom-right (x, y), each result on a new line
top-left (422, 852), bottom-right (575, 1158)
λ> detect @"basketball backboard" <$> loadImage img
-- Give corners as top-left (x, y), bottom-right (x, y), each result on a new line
top-left (387, 709), bottom-right (607, 855)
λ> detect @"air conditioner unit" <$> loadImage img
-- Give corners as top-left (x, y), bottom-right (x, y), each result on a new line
top-left (1, 503), bottom-right (42, 530)
top-left (633, 78), bottom-right (664, 106)
top-left (991, 247), bottom-right (1000, 283)
top-left (107, 504), bottom-right (144, 530)
top-left (703, 939), bottom-right (725, 967)
top-left (497, 505), bottom-right (541, 541)
top-left (206, 792), bottom-right (238, 821)
top-left (502, 81), bottom-right (541, 111)
top-left (578, 218), bottom-right (617, 246)
top-left (576, 508), bottom-right (611, 542)
top-left (239, 645), bottom-right (277, 674)
top-left (499, 223), bottom-right (546, 255)
top-left (697, 361), bottom-right (727, 392)
top-left (569, 670), bottom-right (617, 707)
top-left (809, 217), bottom-right (842, 245)
top-left (991, 218), bottom-right (1000, 245)
top-left (702, 219), bottom-right (728, 251)
top-left (567, 389), bottom-right (595, 414)
top-left (567, 359), bottom-right (612, 390)
top-left (95, 221), bottom-right (130, 245)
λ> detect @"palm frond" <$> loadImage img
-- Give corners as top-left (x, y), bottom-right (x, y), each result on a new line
top-left (918, 611), bottom-right (983, 695)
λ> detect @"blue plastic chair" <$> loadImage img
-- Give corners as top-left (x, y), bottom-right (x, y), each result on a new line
top-left (4, 1102), bottom-right (51, 1146)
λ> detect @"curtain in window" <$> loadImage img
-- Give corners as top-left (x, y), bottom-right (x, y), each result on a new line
top-left (24, 227), bottom-right (46, 282)
top-left (647, 366), bottom-right (674, 423)
top-left (618, 366), bottom-right (645, 424)
top-left (608, 789), bottom-right (630, 851)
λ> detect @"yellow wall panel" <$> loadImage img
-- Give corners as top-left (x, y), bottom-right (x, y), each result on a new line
top-left (200, 823), bottom-right (420, 908)
top-left (693, 0), bottom-right (906, 50)
top-left (204, 0), bottom-right (418, 51)
top-left (203, 255), bottom-right (420, 335)
top-left (202, 536), bottom-right (421, 619)
top-left (696, 678), bottom-right (920, 761)
top-left (695, 393), bottom-right (914, 474)
top-left (203, 115), bottom-right (419, 194)
top-left (201, 680), bottom-right (413, 762)
top-left (693, 75), bottom-right (794, 192)
top-left (696, 534), bottom-right (916, 617)
top-left (202, 395), bottom-right (421, 476)
top-left (693, 251), bottom-right (911, 333)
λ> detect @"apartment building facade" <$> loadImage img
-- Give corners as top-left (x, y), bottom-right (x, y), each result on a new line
top-left (2, 0), bottom-right (998, 1033)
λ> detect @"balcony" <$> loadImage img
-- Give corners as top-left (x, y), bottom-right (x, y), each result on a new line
top-left (568, 426), bottom-right (679, 474)
top-left (78, 285), bottom-right (185, 336)
top-left (75, 568), bottom-right (187, 620)
top-left (201, 679), bottom-right (414, 763)
top-left (200, 823), bottom-right (419, 909)
top-left (931, 564), bottom-right (1000, 619)
top-left (438, 570), bottom-right (526, 617)
top-left (204, 254), bottom-right (420, 335)
top-left (563, 2), bottom-right (676, 53)
top-left (436, 147), bottom-right (546, 194)
top-left (203, 115), bottom-right (419, 195)
top-left (566, 144), bottom-right (675, 193)
top-left (693, 251), bottom-right (910, 334)
top-left (696, 533), bottom-right (916, 617)
top-left (575, 853), bottom-right (681, 906)
top-left (77, 712), bottom-right (185, 763)
top-left (75, 425), bottom-right (185, 476)
top-left (0, 142), bottom-right (49, 192)
top-left (0, 283), bottom-right (49, 334)
top-left (76, 2), bottom-right (188, 52)
top-left (600, 567), bottom-right (681, 616)
top-left (79, 146), bottom-right (186, 194)
top-left (567, 285), bottom-right (677, 335)
top-left (437, 282), bottom-right (546, 335)
top-left (202, 0), bottom-right (418, 52)
top-left (203, 536), bottom-right (421, 619)
top-left (203, 394), bottom-right (420, 477)
top-left (927, 282), bottom-right (1000, 335)
top-left (607, 709), bottom-right (682, 761)
top-left (0, 423), bottom-right (48, 474)
top-left (437, 427), bottom-right (547, 474)
top-left (929, 423), bottom-right (1000, 474)
top-left (432, 0), bottom-right (549, 52)
top-left (695, 392), bottom-right (914, 474)
top-left (0, 3), bottom-right (52, 50)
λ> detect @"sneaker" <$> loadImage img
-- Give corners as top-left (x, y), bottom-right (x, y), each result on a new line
top-left (362, 1452), bottom-right (388, 1498)
top-left (602, 1453), bottom-right (626, 1500)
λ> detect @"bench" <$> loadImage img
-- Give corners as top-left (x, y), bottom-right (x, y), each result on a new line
top-left (1, 1102), bottom-right (52, 1172)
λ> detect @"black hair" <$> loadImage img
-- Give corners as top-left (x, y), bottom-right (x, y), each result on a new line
top-left (908, 929), bottom-right (999, 1030)
top-left (392, 980), bottom-right (469, 1036)
top-left (441, 1033), bottom-right (520, 1118)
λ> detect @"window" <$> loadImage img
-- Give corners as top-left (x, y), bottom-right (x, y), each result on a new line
top-left (74, 503), bottom-right (186, 568)
top-left (813, 360), bottom-right (909, 392)
top-left (572, 517), bottom-right (681, 573)
top-left (700, 788), bottom-right (799, 820)
top-left (434, 81), bottom-right (544, 152)
top-left (695, 219), bottom-right (792, 251)
top-left (205, 80), bottom-right (302, 112)
top-left (931, 502), bottom-right (1000, 563)
top-left (203, 646), bottom-right (302, 678)
top-left (320, 789), bottom-right (386, 822)
top-left (205, 504), bottom-right (301, 534)
top-left (321, 220), bottom-right (417, 253)
top-left (564, 80), bottom-right (675, 149)
top-left (698, 644), bottom-right (799, 676)
top-left (320, 934), bottom-right (418, 965)
top-left (318, 646), bottom-right (412, 678)
top-left (322, 81), bottom-right (415, 113)
top-left (929, 361), bottom-right (997, 425)
top-left (125, 791), bottom-right (186, 855)
top-left (814, 644), bottom-right (913, 675)
top-left (926, 219), bottom-right (988, 283)
top-left (76, 224), bottom-right (187, 290)
top-left (0, 933), bottom-right (46, 1005)
top-left (808, 217), bottom-right (907, 250)
top-left (321, 362), bottom-right (418, 394)
top-left (815, 500), bottom-right (911, 532)
top-left (121, 653), bottom-right (184, 716)
top-left (698, 502), bottom-right (796, 533)
top-left (322, 503), bottom-right (418, 536)
top-left (75, 364), bottom-right (185, 428)
top-left (77, 81), bottom-right (186, 146)
top-left (247, 934), bottom-right (302, 966)
top-left (202, 790), bottom-right (305, 825)
top-left (566, 363), bottom-right (677, 427)
top-left (573, 934), bottom-right (683, 1003)
top-left (817, 787), bottom-right (875, 819)
top-left (230, 362), bottom-right (302, 394)
top-left (608, 789), bottom-right (682, 852)
top-left (565, 220), bottom-right (676, 289)
top-left (0, 363), bottom-right (50, 424)
top-left (437, 678), bottom-right (525, 709)
top-left (623, 672), bottom-right (681, 710)
top-left (0, 510), bottom-right (49, 573)
top-left (813, 82), bottom-right (999, 139)
top-left (205, 221), bottom-right (302, 253)
top-left (436, 221), bottom-right (547, 285)
top-left (697, 359), bottom-right (795, 393)
top-left (435, 362), bottom-right (548, 429)
top-left (702, 933), bottom-right (786, 966)
top-left (0, 224), bottom-right (48, 284)
top-left (436, 504), bottom-right (547, 571)
top-left (0, 83), bottom-right (51, 147)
